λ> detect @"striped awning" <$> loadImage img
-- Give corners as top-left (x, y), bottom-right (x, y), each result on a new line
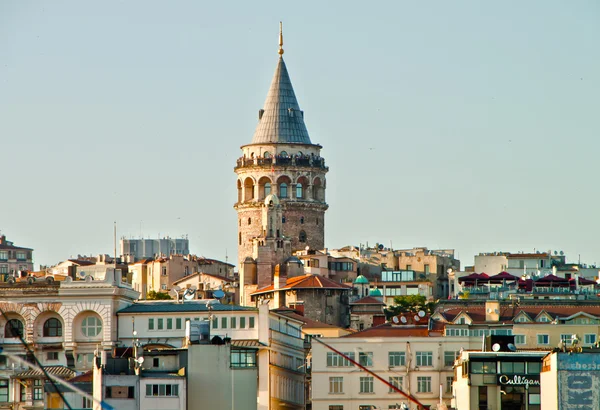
top-left (12, 365), bottom-right (75, 380)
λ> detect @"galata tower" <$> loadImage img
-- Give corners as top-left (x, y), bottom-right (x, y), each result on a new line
top-left (234, 24), bottom-right (328, 278)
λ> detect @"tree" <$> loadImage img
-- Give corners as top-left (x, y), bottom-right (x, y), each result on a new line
top-left (146, 290), bottom-right (172, 300)
top-left (384, 294), bottom-right (435, 319)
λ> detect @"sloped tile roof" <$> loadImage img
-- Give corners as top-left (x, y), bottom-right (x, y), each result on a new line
top-left (251, 274), bottom-right (352, 295)
top-left (251, 57), bottom-right (312, 144)
top-left (350, 296), bottom-right (386, 305)
top-left (274, 308), bottom-right (343, 329)
top-left (342, 323), bottom-right (434, 338)
top-left (437, 305), bottom-right (600, 324)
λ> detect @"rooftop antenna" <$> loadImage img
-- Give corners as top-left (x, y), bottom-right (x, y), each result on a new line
top-left (278, 21), bottom-right (284, 56)
top-left (113, 221), bottom-right (117, 263)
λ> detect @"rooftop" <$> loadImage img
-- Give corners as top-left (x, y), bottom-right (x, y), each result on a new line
top-left (118, 301), bottom-right (256, 314)
top-left (251, 274), bottom-right (352, 295)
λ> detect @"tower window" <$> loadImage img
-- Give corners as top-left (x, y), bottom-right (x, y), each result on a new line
top-left (264, 151), bottom-right (271, 158)
top-left (239, 233), bottom-right (242, 245)
top-left (300, 217), bottom-right (304, 224)
top-left (299, 231), bottom-right (307, 243)
top-left (264, 182), bottom-right (271, 196)
top-left (280, 151), bottom-right (288, 157)
top-left (296, 184), bottom-right (303, 199)
top-left (280, 183), bottom-right (288, 198)
top-left (282, 216), bottom-right (286, 223)
top-left (248, 218), bottom-right (251, 225)
top-left (316, 218), bottom-right (319, 225)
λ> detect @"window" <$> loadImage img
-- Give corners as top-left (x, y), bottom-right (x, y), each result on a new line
top-left (389, 376), bottom-right (403, 393)
top-left (44, 318), bottom-right (63, 337)
top-left (329, 377), bottom-right (343, 394)
top-left (20, 382), bottom-right (27, 402)
top-left (5, 319), bottom-right (24, 338)
top-left (240, 317), bottom-right (246, 328)
top-left (560, 334), bottom-right (575, 344)
top-left (359, 352), bottom-right (373, 367)
top-left (231, 317), bottom-right (237, 328)
top-left (105, 386), bottom-right (135, 398)
top-left (515, 335), bottom-right (526, 345)
top-left (472, 361), bottom-right (497, 374)
top-left (537, 315), bottom-right (551, 323)
top-left (329, 406), bottom-right (343, 410)
top-left (82, 397), bottom-right (93, 409)
top-left (212, 317), bottom-right (218, 329)
top-left (282, 216), bottom-right (286, 223)
top-left (296, 184), bottom-right (303, 199)
top-left (76, 353), bottom-right (94, 368)
top-left (161, 267), bottom-right (167, 276)
top-left (46, 352), bottom-right (59, 361)
top-left (406, 264), bottom-right (412, 270)
top-left (81, 316), bottom-right (102, 337)
top-left (280, 183), bottom-right (288, 198)
top-left (0, 251), bottom-right (7, 261)
top-left (264, 183), bottom-right (271, 196)
top-left (444, 351), bottom-right (458, 367)
top-left (327, 352), bottom-right (355, 367)
top-left (0, 265), bottom-right (7, 274)
top-left (221, 317), bottom-right (228, 329)
top-left (537, 334), bottom-right (549, 345)
top-left (501, 362), bottom-right (525, 374)
top-left (161, 284), bottom-right (167, 290)
top-left (0, 379), bottom-right (8, 402)
top-left (527, 362), bottom-right (541, 374)
top-left (34, 380), bottom-right (43, 400)
top-left (249, 317), bottom-right (255, 328)
top-left (388, 351), bottom-right (405, 367)
top-left (417, 376), bottom-right (431, 393)
top-left (424, 264), bottom-right (430, 274)
top-left (167, 318), bottom-right (173, 330)
top-left (359, 376), bottom-right (373, 393)
top-left (299, 230), bottom-right (307, 243)
top-left (300, 216), bottom-right (304, 224)
top-left (446, 376), bottom-right (453, 393)
top-left (145, 384), bottom-right (179, 397)
top-left (16, 252), bottom-right (26, 260)
top-left (157, 318), bottom-right (164, 330)
top-left (231, 349), bottom-right (257, 368)
top-left (148, 318), bottom-right (154, 330)
top-left (176, 318), bottom-right (182, 330)
top-left (584, 334), bottom-right (597, 345)
top-left (416, 351), bottom-right (433, 367)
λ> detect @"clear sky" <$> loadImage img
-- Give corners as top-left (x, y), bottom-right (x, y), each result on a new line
top-left (1, 1), bottom-right (598, 270)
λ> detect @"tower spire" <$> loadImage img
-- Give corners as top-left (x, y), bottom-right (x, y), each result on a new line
top-left (278, 21), bottom-right (284, 56)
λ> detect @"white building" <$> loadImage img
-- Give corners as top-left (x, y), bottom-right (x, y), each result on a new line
top-left (311, 318), bottom-right (478, 410)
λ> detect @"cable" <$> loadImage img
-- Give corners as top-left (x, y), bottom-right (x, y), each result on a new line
top-left (0, 307), bottom-right (73, 410)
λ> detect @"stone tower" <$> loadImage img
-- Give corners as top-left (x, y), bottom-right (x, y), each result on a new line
top-left (234, 27), bottom-right (328, 304)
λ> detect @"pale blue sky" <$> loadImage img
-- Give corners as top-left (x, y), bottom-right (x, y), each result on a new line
top-left (1, 1), bottom-right (598, 269)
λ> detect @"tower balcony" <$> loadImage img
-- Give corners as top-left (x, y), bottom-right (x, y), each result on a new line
top-left (235, 155), bottom-right (327, 171)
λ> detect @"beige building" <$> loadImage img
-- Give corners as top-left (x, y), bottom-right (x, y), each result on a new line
top-left (311, 318), bottom-right (479, 410)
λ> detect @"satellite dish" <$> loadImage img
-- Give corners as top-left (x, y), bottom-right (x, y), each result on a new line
top-left (560, 251), bottom-right (564, 256)
top-left (418, 310), bottom-right (426, 318)
top-left (184, 289), bottom-right (196, 300)
top-left (79, 271), bottom-right (86, 278)
top-left (400, 316), bottom-right (407, 324)
top-left (392, 316), bottom-right (400, 324)
top-left (136, 357), bottom-right (145, 364)
top-left (492, 343), bottom-right (501, 352)
top-left (414, 315), bottom-right (420, 322)
top-left (507, 343), bottom-right (517, 352)
top-left (213, 289), bottom-right (225, 300)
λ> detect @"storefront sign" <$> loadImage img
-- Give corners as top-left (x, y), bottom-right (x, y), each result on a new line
top-left (498, 374), bottom-right (540, 386)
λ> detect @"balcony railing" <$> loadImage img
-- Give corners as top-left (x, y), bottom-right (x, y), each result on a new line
top-left (236, 156), bottom-right (327, 170)
top-left (269, 329), bottom-right (305, 349)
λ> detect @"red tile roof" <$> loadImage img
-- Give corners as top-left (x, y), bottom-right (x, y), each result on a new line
top-left (251, 274), bottom-right (352, 295)
top-left (436, 305), bottom-right (600, 324)
top-left (343, 323), bottom-right (435, 338)
top-left (274, 308), bottom-right (343, 329)
top-left (350, 296), bottom-right (386, 305)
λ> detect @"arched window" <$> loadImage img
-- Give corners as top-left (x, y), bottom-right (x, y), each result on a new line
top-left (43, 318), bottom-right (62, 337)
top-left (264, 151), bottom-right (271, 158)
top-left (264, 182), bottom-right (271, 196)
top-left (280, 151), bottom-right (288, 157)
top-left (299, 231), bottom-right (307, 243)
top-left (81, 316), bottom-right (102, 337)
top-left (239, 232), bottom-right (242, 245)
top-left (296, 184), bottom-right (303, 199)
top-left (5, 319), bottom-right (23, 338)
top-left (282, 216), bottom-right (286, 223)
top-left (280, 183), bottom-right (288, 198)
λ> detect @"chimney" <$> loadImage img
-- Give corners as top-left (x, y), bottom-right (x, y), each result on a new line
top-left (485, 300), bottom-right (500, 322)
top-left (0, 235), bottom-right (5, 244)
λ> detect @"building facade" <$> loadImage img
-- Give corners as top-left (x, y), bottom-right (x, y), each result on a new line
top-left (120, 237), bottom-right (190, 260)
top-left (0, 234), bottom-right (34, 277)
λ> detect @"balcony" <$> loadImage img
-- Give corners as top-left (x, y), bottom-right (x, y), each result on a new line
top-left (235, 156), bottom-right (327, 170)
top-left (269, 329), bottom-right (305, 350)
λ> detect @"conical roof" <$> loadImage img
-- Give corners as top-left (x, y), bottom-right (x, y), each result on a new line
top-left (251, 57), bottom-right (312, 145)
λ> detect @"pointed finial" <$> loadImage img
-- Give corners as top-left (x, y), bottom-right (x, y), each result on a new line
top-left (278, 21), bottom-right (284, 56)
